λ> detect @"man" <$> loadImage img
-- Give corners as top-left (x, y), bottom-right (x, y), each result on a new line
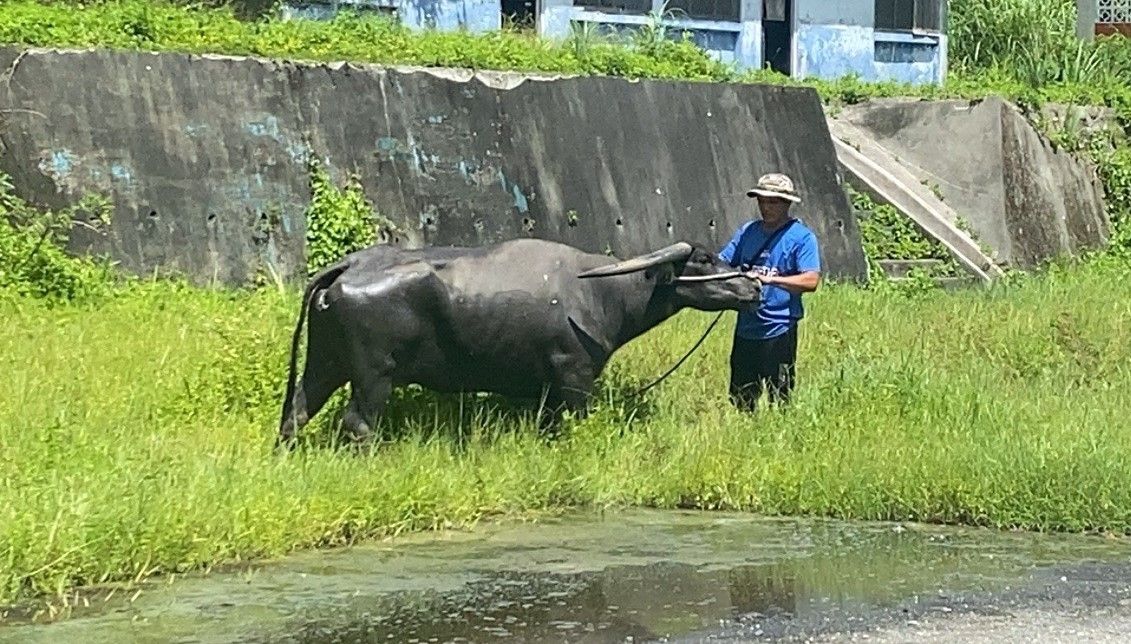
top-left (718, 172), bottom-right (821, 412)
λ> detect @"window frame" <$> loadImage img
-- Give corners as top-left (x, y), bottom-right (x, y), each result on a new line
top-left (571, 0), bottom-right (653, 16)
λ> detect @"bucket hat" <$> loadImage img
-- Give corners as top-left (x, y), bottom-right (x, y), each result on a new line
top-left (746, 172), bottom-right (801, 203)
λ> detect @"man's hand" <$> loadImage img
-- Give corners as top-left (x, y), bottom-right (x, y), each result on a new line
top-left (758, 271), bottom-right (821, 294)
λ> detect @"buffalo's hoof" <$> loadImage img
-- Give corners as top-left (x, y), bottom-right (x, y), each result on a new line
top-left (344, 428), bottom-right (375, 452)
top-left (275, 431), bottom-right (298, 452)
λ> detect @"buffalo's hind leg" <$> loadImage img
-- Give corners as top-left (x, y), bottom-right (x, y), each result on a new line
top-left (341, 369), bottom-right (394, 448)
top-left (277, 361), bottom-right (347, 449)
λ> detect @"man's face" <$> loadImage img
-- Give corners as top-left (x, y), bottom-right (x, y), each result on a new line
top-left (756, 195), bottom-right (791, 220)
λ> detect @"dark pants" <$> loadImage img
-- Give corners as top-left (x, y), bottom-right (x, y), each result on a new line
top-left (728, 326), bottom-right (798, 412)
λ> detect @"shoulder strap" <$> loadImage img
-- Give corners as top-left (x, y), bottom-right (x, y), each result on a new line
top-left (751, 218), bottom-right (797, 260)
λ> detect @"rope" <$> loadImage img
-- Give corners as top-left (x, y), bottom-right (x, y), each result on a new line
top-left (629, 311), bottom-right (726, 398)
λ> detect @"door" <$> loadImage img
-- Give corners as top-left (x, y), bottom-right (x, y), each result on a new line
top-left (502, 0), bottom-right (537, 30)
top-left (762, 0), bottom-right (792, 75)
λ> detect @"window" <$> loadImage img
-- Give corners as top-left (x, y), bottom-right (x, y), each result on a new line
top-left (573, 0), bottom-right (652, 14)
top-left (1098, 0), bottom-right (1131, 24)
top-left (874, 0), bottom-right (941, 32)
top-left (762, 0), bottom-right (787, 22)
top-left (665, 0), bottom-right (740, 22)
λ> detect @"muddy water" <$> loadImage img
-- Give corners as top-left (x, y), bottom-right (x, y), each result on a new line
top-left (1, 509), bottom-right (1129, 643)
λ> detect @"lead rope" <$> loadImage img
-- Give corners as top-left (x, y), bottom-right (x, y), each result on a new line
top-left (626, 219), bottom-right (796, 398)
top-left (628, 219), bottom-right (794, 398)
top-left (629, 310), bottom-right (726, 398)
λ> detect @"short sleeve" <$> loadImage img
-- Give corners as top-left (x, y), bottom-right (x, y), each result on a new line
top-left (718, 221), bottom-right (751, 267)
top-left (795, 232), bottom-right (821, 273)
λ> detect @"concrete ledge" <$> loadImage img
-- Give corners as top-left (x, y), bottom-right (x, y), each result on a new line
top-left (829, 117), bottom-right (1005, 282)
top-left (830, 97), bottom-right (1110, 269)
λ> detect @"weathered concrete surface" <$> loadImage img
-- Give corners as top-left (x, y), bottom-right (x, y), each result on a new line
top-left (0, 47), bottom-right (867, 286)
top-left (828, 116), bottom-right (1005, 281)
top-left (832, 97), bottom-right (1110, 270)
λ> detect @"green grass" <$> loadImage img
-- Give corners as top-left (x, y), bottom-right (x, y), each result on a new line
top-left (4, 259), bottom-right (1131, 605)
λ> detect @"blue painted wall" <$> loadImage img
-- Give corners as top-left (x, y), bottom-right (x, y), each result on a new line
top-left (792, 0), bottom-right (946, 85)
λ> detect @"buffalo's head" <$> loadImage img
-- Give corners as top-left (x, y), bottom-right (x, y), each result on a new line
top-left (577, 242), bottom-right (761, 311)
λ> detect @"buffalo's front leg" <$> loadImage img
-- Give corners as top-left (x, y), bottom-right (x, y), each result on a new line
top-left (540, 355), bottom-right (596, 437)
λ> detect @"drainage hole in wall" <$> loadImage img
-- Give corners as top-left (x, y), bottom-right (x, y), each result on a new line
top-left (708, 218), bottom-right (716, 229)
top-left (207, 213), bottom-right (217, 223)
top-left (148, 210), bottom-right (159, 219)
top-left (615, 218), bottom-right (623, 227)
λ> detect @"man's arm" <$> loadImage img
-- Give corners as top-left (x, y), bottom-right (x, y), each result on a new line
top-left (763, 232), bottom-right (821, 293)
top-left (762, 271), bottom-right (820, 293)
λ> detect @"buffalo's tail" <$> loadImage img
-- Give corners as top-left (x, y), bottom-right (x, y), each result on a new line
top-left (279, 259), bottom-right (353, 433)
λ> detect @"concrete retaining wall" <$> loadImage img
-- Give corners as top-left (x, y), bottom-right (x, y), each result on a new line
top-left (0, 47), bottom-right (867, 286)
top-left (834, 97), bottom-right (1110, 269)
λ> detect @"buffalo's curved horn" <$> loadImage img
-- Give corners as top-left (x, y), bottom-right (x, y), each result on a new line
top-left (578, 242), bottom-right (693, 279)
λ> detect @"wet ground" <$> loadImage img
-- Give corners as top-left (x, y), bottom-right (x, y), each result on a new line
top-left (1, 509), bottom-right (1129, 643)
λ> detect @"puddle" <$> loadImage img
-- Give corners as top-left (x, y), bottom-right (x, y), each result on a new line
top-left (1, 509), bottom-right (1129, 643)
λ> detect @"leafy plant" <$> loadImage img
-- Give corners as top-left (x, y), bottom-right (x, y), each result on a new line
top-left (0, 172), bottom-right (116, 302)
top-left (303, 157), bottom-right (391, 275)
top-left (848, 186), bottom-right (962, 287)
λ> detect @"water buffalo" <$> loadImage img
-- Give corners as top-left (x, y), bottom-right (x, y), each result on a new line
top-left (277, 238), bottom-right (761, 446)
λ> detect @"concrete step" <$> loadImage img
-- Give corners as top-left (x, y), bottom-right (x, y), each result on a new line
top-left (876, 258), bottom-right (946, 279)
top-left (887, 275), bottom-right (982, 292)
top-left (827, 117), bottom-right (1006, 283)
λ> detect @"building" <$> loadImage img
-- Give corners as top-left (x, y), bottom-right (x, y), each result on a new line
top-left (1077, 0), bottom-right (1131, 39)
top-left (281, 0), bottom-right (948, 85)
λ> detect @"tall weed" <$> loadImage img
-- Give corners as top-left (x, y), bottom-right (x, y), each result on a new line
top-left (0, 173), bottom-right (117, 302)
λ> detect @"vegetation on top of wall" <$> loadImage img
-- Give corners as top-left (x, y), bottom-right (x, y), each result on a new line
top-left (0, 0), bottom-right (733, 82)
top-left (2, 0), bottom-right (1129, 106)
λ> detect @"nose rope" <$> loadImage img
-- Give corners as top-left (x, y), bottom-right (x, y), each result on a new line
top-left (671, 270), bottom-right (757, 284)
top-left (628, 270), bottom-right (757, 396)
top-left (629, 310), bottom-right (726, 398)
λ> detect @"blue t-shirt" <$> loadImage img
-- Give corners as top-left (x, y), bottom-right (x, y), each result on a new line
top-left (718, 218), bottom-right (821, 340)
